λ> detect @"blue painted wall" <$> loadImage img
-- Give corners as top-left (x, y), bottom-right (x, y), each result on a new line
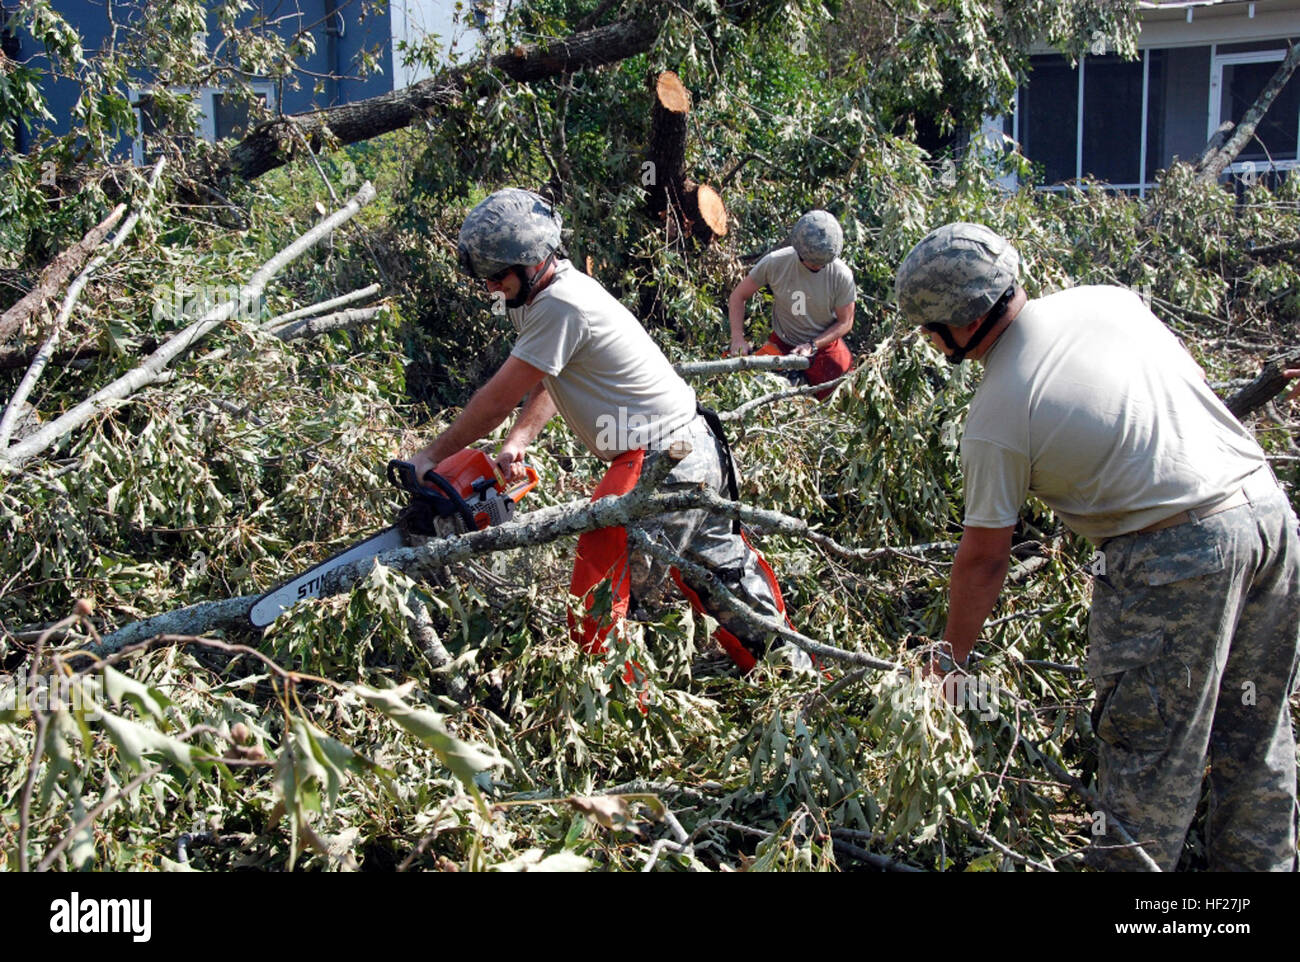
top-left (6, 0), bottom-right (397, 154)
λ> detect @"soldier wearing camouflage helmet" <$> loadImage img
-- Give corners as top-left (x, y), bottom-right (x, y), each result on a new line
top-left (728, 210), bottom-right (856, 402)
top-left (409, 188), bottom-right (805, 677)
top-left (895, 221), bottom-right (1300, 872)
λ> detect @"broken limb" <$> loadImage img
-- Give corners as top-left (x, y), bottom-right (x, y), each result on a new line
top-left (0, 181), bottom-right (378, 471)
top-left (675, 355), bottom-right (810, 377)
top-left (261, 283), bottom-right (383, 328)
top-left (718, 371), bottom-right (852, 422)
top-left (267, 305), bottom-right (385, 341)
top-left (0, 159), bottom-right (167, 449)
top-left (625, 526), bottom-right (898, 672)
top-left (0, 204), bottom-right (128, 344)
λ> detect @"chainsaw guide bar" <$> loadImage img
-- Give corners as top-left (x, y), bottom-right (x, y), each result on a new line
top-left (247, 450), bottom-right (538, 630)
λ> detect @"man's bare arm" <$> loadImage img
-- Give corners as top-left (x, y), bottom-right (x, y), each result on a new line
top-left (411, 356), bottom-right (547, 476)
top-left (496, 383), bottom-right (558, 479)
top-left (942, 524), bottom-right (1014, 664)
top-left (727, 275), bottom-right (762, 355)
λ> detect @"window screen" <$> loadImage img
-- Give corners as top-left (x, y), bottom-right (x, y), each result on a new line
top-left (1020, 56), bottom-right (1079, 184)
top-left (1082, 55), bottom-right (1144, 183)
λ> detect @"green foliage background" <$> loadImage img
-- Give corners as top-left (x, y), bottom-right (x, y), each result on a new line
top-left (1, 0), bottom-right (1296, 872)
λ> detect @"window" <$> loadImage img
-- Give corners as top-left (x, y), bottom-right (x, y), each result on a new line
top-left (1019, 56), bottom-right (1079, 185)
top-left (1082, 55), bottom-right (1145, 185)
top-left (130, 85), bottom-right (276, 165)
top-left (1014, 38), bottom-right (1300, 195)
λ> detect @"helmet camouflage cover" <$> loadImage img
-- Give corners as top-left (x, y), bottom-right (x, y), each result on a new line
top-left (894, 223), bottom-right (1020, 327)
top-left (790, 210), bottom-right (844, 268)
top-left (458, 188), bottom-right (563, 279)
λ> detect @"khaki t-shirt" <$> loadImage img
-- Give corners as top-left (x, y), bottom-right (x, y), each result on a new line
top-left (747, 247), bottom-right (856, 345)
top-left (961, 286), bottom-right (1265, 541)
top-left (509, 260), bottom-right (697, 460)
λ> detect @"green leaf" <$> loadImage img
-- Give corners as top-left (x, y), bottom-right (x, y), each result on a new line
top-left (102, 665), bottom-right (170, 720)
top-left (98, 710), bottom-right (195, 772)
top-left (354, 684), bottom-right (504, 812)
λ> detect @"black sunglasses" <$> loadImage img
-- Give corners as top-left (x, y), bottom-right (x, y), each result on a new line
top-left (458, 244), bottom-right (515, 283)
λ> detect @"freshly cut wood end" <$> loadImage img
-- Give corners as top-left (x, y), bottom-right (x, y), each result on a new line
top-left (695, 185), bottom-right (728, 238)
top-left (656, 71), bottom-right (691, 114)
top-left (667, 440), bottom-right (692, 461)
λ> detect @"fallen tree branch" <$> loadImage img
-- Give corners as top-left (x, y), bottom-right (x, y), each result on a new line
top-left (1196, 41), bottom-right (1300, 183)
top-left (1222, 349), bottom-right (1300, 418)
top-left (0, 204), bottom-right (128, 343)
top-left (0, 181), bottom-right (378, 471)
top-left (1021, 741), bottom-right (1162, 872)
top-left (0, 340), bottom-right (107, 372)
top-left (219, 19), bottom-right (659, 182)
top-left (1246, 237), bottom-right (1300, 261)
top-left (831, 839), bottom-right (925, 872)
top-left (89, 483), bottom-right (955, 653)
top-left (675, 354), bottom-right (810, 377)
top-left (90, 596), bottom-right (261, 654)
top-left (718, 371), bottom-right (852, 421)
top-left (626, 526), bottom-right (899, 671)
top-left (262, 283), bottom-right (382, 328)
top-left (948, 815), bottom-right (1055, 872)
top-left (0, 159), bottom-right (166, 449)
top-left (267, 305), bottom-right (385, 341)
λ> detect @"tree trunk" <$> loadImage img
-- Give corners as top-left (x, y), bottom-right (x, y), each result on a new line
top-left (644, 71), bottom-right (729, 245)
top-left (647, 71), bottom-right (691, 220)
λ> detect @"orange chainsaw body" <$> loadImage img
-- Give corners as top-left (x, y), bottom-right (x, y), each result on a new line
top-left (431, 448), bottom-right (540, 531)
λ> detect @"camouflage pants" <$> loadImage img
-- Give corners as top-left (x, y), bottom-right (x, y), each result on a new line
top-left (627, 415), bottom-right (788, 665)
top-left (1087, 468), bottom-right (1300, 871)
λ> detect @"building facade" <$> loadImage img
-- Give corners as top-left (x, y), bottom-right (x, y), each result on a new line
top-left (1012, 0), bottom-right (1300, 193)
top-left (3, 0), bottom-right (493, 158)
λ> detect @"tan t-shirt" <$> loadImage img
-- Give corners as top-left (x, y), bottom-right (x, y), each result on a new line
top-left (509, 260), bottom-right (697, 460)
top-left (961, 286), bottom-right (1266, 541)
top-left (747, 247), bottom-right (856, 345)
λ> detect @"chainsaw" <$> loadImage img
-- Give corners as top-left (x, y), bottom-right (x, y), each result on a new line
top-left (247, 448), bottom-right (539, 629)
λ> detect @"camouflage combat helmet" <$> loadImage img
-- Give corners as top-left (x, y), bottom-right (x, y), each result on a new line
top-left (894, 223), bottom-right (1020, 328)
top-left (457, 188), bottom-right (563, 281)
top-left (790, 210), bottom-right (843, 268)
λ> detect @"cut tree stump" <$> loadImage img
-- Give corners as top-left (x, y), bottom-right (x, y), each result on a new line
top-left (647, 71), bottom-right (691, 221)
top-left (645, 71), bottom-right (727, 245)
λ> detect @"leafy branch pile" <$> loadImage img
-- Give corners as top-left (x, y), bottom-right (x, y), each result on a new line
top-left (2, 0), bottom-right (1297, 871)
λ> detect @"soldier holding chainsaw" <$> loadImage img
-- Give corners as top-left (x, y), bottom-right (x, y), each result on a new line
top-left (408, 188), bottom-right (806, 673)
top-left (893, 222), bottom-right (1300, 871)
top-left (727, 209), bottom-right (856, 401)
